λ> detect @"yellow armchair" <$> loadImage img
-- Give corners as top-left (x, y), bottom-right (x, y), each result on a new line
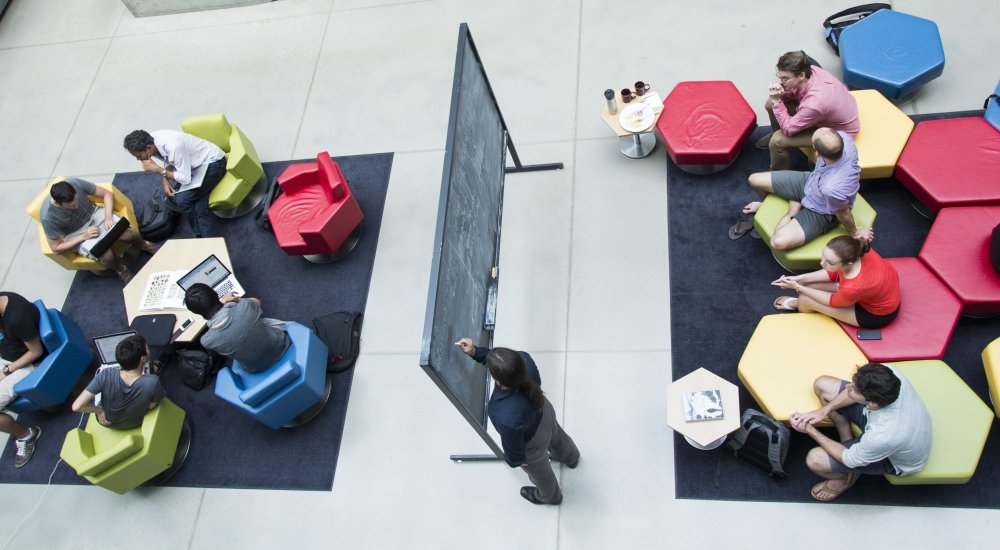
top-left (25, 178), bottom-right (139, 273)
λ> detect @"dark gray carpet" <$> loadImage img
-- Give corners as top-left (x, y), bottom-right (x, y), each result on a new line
top-left (0, 153), bottom-right (393, 491)
top-left (669, 111), bottom-right (1000, 508)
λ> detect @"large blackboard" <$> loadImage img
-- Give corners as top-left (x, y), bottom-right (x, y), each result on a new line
top-left (420, 24), bottom-right (507, 456)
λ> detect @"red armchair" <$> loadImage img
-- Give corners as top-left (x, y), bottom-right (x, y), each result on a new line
top-left (269, 152), bottom-right (364, 262)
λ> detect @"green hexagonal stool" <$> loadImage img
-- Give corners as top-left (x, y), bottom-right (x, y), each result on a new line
top-left (854, 360), bottom-right (993, 485)
top-left (753, 193), bottom-right (876, 272)
top-left (738, 313), bottom-right (867, 426)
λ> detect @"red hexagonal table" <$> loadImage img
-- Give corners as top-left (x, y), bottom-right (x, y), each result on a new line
top-left (655, 81), bottom-right (756, 173)
top-left (836, 257), bottom-right (961, 361)
top-left (896, 118), bottom-right (1000, 215)
top-left (919, 206), bottom-right (1000, 314)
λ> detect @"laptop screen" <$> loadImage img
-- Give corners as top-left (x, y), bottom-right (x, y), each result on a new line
top-left (93, 331), bottom-right (137, 365)
top-left (177, 255), bottom-right (232, 291)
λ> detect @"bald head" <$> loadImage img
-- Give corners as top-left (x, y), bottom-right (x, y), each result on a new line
top-left (812, 128), bottom-right (844, 162)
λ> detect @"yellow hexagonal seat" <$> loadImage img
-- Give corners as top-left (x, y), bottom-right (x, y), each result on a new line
top-left (738, 314), bottom-right (867, 426)
top-left (752, 192), bottom-right (876, 272)
top-left (800, 90), bottom-right (914, 179)
top-left (871, 361), bottom-right (992, 485)
top-left (982, 337), bottom-right (1000, 416)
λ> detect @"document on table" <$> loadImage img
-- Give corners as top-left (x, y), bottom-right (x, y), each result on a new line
top-left (138, 270), bottom-right (188, 311)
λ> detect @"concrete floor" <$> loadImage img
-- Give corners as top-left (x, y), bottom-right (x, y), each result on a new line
top-left (1, 0), bottom-right (999, 548)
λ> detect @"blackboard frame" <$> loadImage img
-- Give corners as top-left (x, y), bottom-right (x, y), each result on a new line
top-left (419, 23), bottom-right (508, 458)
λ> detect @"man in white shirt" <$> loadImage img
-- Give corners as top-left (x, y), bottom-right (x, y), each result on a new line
top-left (124, 129), bottom-right (227, 238)
top-left (789, 363), bottom-right (932, 502)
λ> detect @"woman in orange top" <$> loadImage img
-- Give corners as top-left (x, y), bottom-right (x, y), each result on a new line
top-left (771, 236), bottom-right (901, 328)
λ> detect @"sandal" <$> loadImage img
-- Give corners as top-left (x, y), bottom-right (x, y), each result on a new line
top-left (728, 219), bottom-right (755, 240)
top-left (143, 241), bottom-right (160, 253)
top-left (811, 473), bottom-right (858, 502)
top-left (773, 296), bottom-right (798, 311)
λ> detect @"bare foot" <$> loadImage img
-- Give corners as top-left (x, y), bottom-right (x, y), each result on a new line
top-left (773, 296), bottom-right (798, 311)
top-left (743, 201), bottom-right (762, 214)
top-left (811, 473), bottom-right (858, 502)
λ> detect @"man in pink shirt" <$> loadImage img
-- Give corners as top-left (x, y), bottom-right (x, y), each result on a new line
top-left (757, 51), bottom-right (860, 170)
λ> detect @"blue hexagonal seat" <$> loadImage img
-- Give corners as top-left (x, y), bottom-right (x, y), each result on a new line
top-left (840, 10), bottom-right (945, 100)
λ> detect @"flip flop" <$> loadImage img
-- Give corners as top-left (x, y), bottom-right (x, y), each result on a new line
top-left (773, 296), bottom-right (798, 311)
top-left (729, 219), bottom-right (755, 240)
top-left (750, 228), bottom-right (761, 239)
top-left (811, 473), bottom-right (858, 502)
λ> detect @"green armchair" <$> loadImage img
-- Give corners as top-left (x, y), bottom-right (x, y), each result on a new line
top-left (60, 398), bottom-right (190, 494)
top-left (181, 113), bottom-right (266, 218)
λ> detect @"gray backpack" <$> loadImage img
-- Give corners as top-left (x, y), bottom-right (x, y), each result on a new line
top-left (725, 408), bottom-right (790, 480)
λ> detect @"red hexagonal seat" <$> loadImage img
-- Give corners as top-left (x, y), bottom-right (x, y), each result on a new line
top-left (655, 81), bottom-right (756, 167)
top-left (836, 257), bottom-right (961, 361)
top-left (896, 118), bottom-right (1000, 215)
top-left (919, 207), bottom-right (1000, 314)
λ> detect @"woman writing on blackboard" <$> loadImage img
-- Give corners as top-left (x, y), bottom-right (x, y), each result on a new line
top-left (458, 338), bottom-right (580, 505)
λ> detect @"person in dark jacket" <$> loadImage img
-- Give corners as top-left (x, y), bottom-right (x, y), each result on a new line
top-left (459, 338), bottom-right (580, 505)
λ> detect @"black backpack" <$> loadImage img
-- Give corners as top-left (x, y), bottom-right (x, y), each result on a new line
top-left (138, 189), bottom-right (182, 242)
top-left (724, 409), bottom-right (790, 480)
top-left (823, 4), bottom-right (892, 55)
top-left (312, 312), bottom-right (362, 373)
top-left (176, 348), bottom-right (222, 390)
top-left (253, 176), bottom-right (283, 232)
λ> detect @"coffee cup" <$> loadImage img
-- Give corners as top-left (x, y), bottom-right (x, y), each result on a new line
top-left (620, 88), bottom-right (636, 103)
top-left (635, 81), bottom-right (650, 96)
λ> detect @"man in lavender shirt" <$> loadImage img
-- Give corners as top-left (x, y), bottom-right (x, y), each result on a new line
top-left (757, 51), bottom-right (860, 171)
top-left (743, 128), bottom-right (872, 250)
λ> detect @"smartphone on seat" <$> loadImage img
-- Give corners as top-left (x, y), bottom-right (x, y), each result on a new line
top-left (857, 329), bottom-right (882, 340)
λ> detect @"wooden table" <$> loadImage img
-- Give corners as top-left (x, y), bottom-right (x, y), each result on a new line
top-left (123, 238), bottom-right (236, 343)
top-left (600, 89), bottom-right (665, 158)
top-left (666, 368), bottom-right (741, 449)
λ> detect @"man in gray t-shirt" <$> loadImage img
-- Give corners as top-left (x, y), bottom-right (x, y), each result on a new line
top-left (40, 178), bottom-right (159, 282)
top-left (790, 363), bottom-right (932, 502)
top-left (185, 284), bottom-right (290, 373)
top-left (73, 335), bottom-right (166, 430)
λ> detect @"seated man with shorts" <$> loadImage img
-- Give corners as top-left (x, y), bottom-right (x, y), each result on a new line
top-left (40, 178), bottom-right (159, 282)
top-left (743, 128), bottom-right (872, 251)
top-left (72, 334), bottom-right (165, 430)
top-left (0, 291), bottom-right (47, 467)
top-left (184, 284), bottom-right (290, 373)
top-left (790, 363), bottom-right (932, 501)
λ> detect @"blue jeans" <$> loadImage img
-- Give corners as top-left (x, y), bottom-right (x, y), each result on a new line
top-left (174, 158), bottom-right (227, 238)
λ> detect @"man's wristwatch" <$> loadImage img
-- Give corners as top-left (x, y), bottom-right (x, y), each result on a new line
top-left (2, 366), bottom-right (10, 376)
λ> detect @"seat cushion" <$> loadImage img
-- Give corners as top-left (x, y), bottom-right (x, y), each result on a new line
top-left (753, 192), bottom-right (876, 272)
top-left (919, 206), bottom-right (1000, 314)
top-left (895, 118), bottom-right (1000, 215)
top-left (738, 314), bottom-right (867, 425)
top-left (840, 10), bottom-right (945, 99)
top-left (836, 257), bottom-right (961, 361)
top-left (654, 81), bottom-right (757, 166)
top-left (883, 360), bottom-right (993, 485)
top-left (181, 114), bottom-right (232, 152)
top-left (238, 362), bottom-right (302, 407)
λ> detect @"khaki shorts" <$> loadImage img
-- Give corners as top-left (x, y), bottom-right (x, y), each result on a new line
top-left (64, 207), bottom-right (108, 260)
top-left (0, 358), bottom-right (37, 414)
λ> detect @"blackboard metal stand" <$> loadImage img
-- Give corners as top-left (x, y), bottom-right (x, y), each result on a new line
top-left (505, 135), bottom-right (564, 174)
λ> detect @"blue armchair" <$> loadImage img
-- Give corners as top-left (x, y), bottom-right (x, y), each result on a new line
top-left (214, 323), bottom-right (328, 429)
top-left (6, 301), bottom-right (92, 413)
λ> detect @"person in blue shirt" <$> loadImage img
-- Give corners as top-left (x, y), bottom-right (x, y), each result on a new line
top-left (459, 338), bottom-right (580, 505)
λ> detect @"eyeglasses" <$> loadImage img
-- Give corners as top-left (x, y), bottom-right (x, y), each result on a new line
top-left (774, 72), bottom-right (793, 83)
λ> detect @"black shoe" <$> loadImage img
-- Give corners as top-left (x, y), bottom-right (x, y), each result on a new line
top-left (565, 456), bottom-right (579, 469)
top-left (14, 426), bottom-right (41, 468)
top-left (520, 486), bottom-right (562, 505)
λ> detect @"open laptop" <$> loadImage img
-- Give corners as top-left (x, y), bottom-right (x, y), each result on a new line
top-left (176, 254), bottom-right (246, 299)
top-left (93, 331), bottom-right (138, 370)
top-left (79, 216), bottom-right (130, 259)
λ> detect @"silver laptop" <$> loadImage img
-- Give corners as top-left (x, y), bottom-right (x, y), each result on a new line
top-left (93, 331), bottom-right (138, 370)
top-left (176, 254), bottom-right (246, 299)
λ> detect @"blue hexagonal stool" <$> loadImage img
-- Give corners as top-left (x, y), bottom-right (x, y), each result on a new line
top-left (840, 10), bottom-right (945, 100)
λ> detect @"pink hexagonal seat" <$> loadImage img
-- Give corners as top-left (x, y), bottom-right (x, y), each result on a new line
top-left (896, 118), bottom-right (1000, 215)
top-left (655, 81), bottom-right (756, 173)
top-left (919, 207), bottom-right (1000, 314)
top-left (836, 257), bottom-right (961, 361)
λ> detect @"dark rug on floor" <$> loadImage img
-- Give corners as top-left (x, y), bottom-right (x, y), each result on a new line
top-left (669, 111), bottom-right (1000, 508)
top-left (0, 153), bottom-right (393, 491)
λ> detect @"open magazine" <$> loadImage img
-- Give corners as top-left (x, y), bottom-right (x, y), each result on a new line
top-left (138, 270), bottom-right (188, 311)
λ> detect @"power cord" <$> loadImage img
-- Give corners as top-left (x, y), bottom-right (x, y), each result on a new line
top-left (0, 413), bottom-right (86, 550)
